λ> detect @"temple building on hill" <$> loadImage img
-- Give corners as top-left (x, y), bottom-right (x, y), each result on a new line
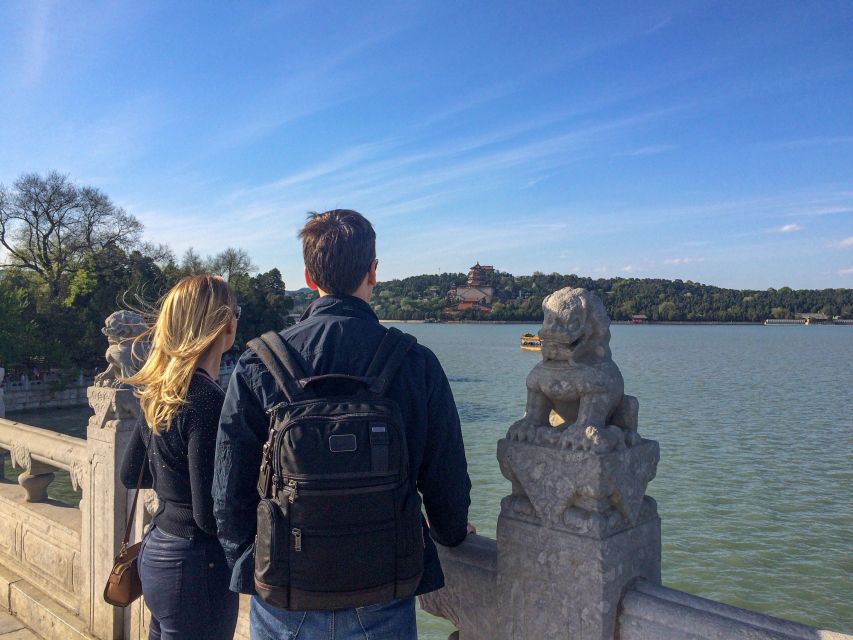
top-left (447, 263), bottom-right (496, 311)
top-left (467, 262), bottom-right (494, 286)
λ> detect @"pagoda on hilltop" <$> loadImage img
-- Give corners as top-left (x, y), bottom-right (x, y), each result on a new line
top-left (447, 263), bottom-right (496, 315)
top-left (467, 262), bottom-right (495, 287)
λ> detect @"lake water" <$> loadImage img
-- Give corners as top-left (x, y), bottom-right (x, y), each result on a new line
top-left (8, 324), bottom-right (852, 636)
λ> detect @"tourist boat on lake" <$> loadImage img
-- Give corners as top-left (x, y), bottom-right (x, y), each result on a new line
top-left (520, 333), bottom-right (541, 351)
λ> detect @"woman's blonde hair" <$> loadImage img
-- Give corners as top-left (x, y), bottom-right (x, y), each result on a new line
top-left (122, 275), bottom-right (237, 435)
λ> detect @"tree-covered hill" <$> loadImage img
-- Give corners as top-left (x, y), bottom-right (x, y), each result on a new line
top-left (371, 271), bottom-right (853, 322)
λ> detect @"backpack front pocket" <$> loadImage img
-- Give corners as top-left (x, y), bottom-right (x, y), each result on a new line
top-left (289, 522), bottom-right (396, 593)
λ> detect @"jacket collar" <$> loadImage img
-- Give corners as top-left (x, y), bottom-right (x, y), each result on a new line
top-left (300, 294), bottom-right (379, 323)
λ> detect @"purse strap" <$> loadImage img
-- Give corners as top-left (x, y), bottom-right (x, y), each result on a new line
top-left (120, 429), bottom-right (152, 556)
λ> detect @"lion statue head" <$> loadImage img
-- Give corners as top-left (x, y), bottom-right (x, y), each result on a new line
top-left (102, 310), bottom-right (148, 344)
top-left (539, 288), bottom-right (611, 364)
top-left (95, 310), bottom-right (149, 387)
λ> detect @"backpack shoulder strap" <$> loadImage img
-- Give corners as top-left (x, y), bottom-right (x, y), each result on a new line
top-left (247, 331), bottom-right (313, 403)
top-left (364, 327), bottom-right (417, 396)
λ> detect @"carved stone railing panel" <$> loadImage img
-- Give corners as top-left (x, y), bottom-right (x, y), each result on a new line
top-left (0, 416), bottom-right (86, 617)
top-left (0, 417), bottom-right (88, 507)
top-left (0, 418), bottom-right (85, 615)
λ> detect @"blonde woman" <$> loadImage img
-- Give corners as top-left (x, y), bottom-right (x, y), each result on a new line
top-left (119, 275), bottom-right (240, 640)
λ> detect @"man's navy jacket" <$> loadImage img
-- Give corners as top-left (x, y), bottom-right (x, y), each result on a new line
top-left (213, 294), bottom-right (472, 596)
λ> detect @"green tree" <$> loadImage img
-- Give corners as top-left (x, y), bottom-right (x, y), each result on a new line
top-left (233, 269), bottom-right (294, 348)
top-left (0, 172), bottom-right (143, 298)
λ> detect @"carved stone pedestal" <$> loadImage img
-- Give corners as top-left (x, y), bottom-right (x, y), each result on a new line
top-left (83, 385), bottom-right (144, 640)
top-left (496, 494), bottom-right (659, 639)
top-left (421, 436), bottom-right (661, 640)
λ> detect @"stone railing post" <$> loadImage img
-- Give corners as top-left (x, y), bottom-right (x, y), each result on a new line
top-left (83, 385), bottom-right (143, 639)
top-left (421, 288), bottom-right (661, 640)
top-left (82, 310), bottom-right (149, 640)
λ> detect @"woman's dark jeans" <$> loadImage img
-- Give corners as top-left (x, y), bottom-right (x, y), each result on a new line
top-left (139, 526), bottom-right (239, 640)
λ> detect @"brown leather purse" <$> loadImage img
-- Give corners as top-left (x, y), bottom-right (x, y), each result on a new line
top-left (104, 434), bottom-right (150, 607)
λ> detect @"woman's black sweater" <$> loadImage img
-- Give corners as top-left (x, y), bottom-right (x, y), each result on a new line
top-left (119, 372), bottom-right (224, 539)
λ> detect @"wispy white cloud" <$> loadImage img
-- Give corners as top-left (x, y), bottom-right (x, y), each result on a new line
top-left (839, 267), bottom-right (853, 276)
top-left (22, 2), bottom-right (51, 86)
top-left (774, 136), bottom-right (853, 148)
top-left (664, 257), bottom-right (705, 265)
top-left (215, 28), bottom-right (403, 150)
top-left (621, 265), bottom-right (638, 273)
top-left (645, 17), bottom-right (672, 35)
top-left (221, 105), bottom-right (678, 231)
top-left (772, 223), bottom-right (803, 233)
top-left (834, 236), bottom-right (853, 248)
top-left (785, 206), bottom-right (853, 218)
top-left (615, 144), bottom-right (674, 157)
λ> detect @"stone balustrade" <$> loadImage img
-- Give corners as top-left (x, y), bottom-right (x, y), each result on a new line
top-left (0, 416), bottom-right (88, 638)
top-left (618, 580), bottom-right (850, 640)
top-left (0, 418), bottom-right (87, 502)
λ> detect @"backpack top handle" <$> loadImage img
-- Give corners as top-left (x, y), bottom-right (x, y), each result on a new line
top-left (297, 373), bottom-right (377, 389)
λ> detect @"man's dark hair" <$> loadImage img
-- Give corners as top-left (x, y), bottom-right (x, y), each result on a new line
top-left (298, 209), bottom-right (376, 296)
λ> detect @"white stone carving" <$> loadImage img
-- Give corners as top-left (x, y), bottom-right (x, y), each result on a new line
top-left (87, 386), bottom-right (142, 430)
top-left (507, 287), bottom-right (641, 452)
top-left (10, 442), bottom-right (32, 473)
top-left (70, 459), bottom-right (87, 493)
top-left (93, 310), bottom-right (148, 387)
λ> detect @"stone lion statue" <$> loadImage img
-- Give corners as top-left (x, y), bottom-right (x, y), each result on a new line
top-left (507, 288), bottom-right (640, 452)
top-left (93, 310), bottom-right (149, 387)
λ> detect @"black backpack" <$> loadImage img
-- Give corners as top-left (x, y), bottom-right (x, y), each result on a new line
top-left (247, 327), bottom-right (425, 611)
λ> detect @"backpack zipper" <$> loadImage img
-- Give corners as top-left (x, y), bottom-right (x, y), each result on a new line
top-left (294, 482), bottom-right (402, 497)
top-left (278, 479), bottom-right (398, 503)
top-left (280, 479), bottom-right (298, 503)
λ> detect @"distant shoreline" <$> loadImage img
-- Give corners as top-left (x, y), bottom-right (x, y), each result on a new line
top-left (379, 320), bottom-right (773, 325)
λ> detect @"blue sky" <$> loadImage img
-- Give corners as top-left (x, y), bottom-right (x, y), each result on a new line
top-left (1, 1), bottom-right (852, 290)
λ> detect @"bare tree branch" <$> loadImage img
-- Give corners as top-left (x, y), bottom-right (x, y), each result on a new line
top-left (0, 172), bottom-right (144, 297)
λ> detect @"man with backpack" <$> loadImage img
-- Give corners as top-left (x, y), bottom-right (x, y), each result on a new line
top-left (213, 209), bottom-right (472, 639)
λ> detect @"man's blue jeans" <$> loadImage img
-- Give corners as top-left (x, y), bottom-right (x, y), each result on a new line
top-left (249, 595), bottom-right (417, 640)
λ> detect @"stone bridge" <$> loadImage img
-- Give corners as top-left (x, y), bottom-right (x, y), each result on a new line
top-left (0, 290), bottom-right (849, 640)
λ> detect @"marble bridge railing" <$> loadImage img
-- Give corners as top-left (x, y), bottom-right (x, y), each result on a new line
top-left (0, 416), bottom-right (87, 635)
top-left (0, 383), bottom-right (139, 640)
